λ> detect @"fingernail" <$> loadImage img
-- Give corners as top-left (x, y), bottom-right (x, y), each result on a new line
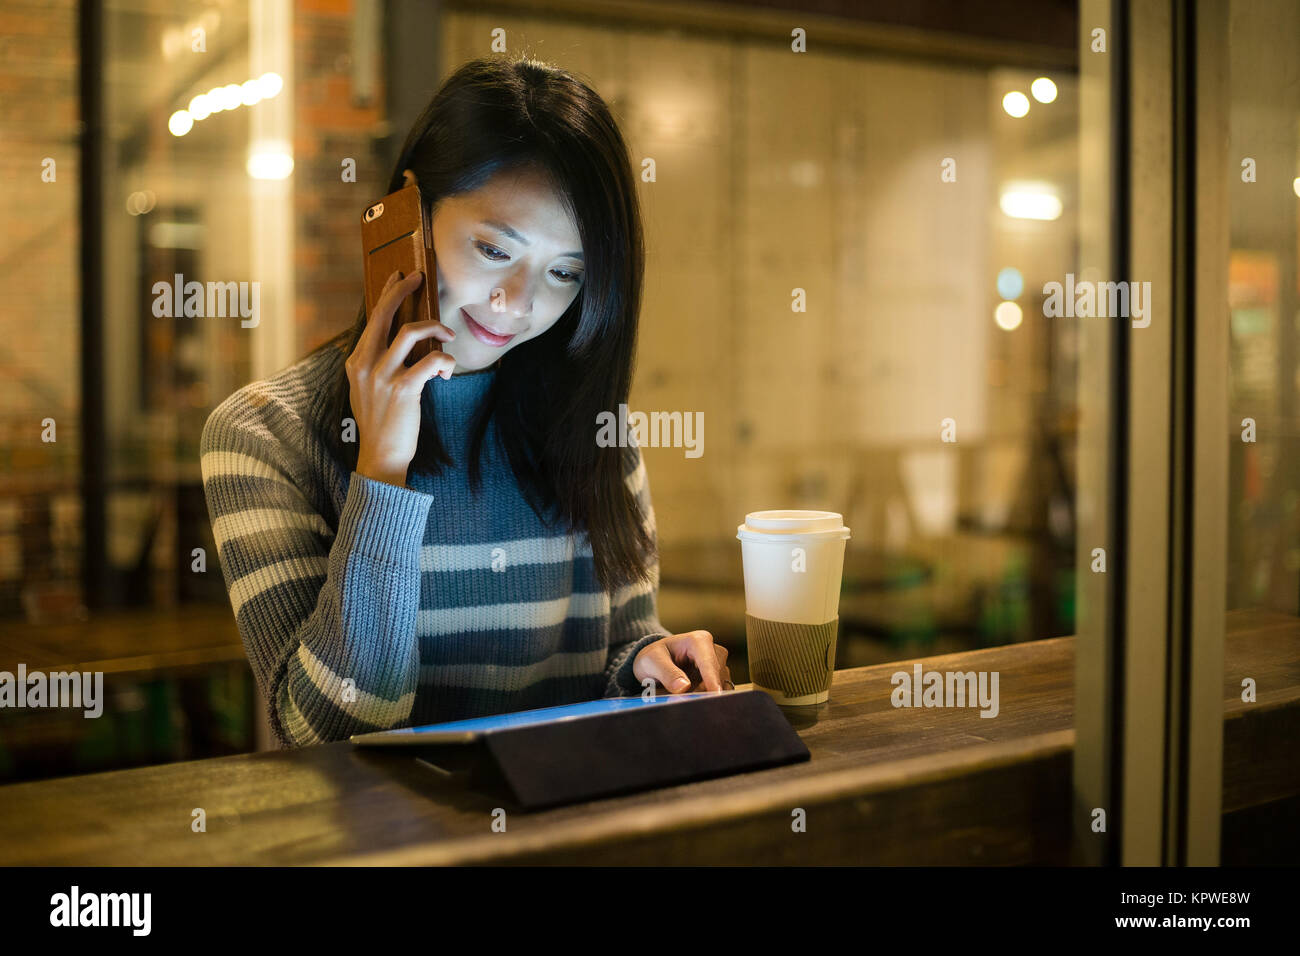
top-left (674, 677), bottom-right (690, 689)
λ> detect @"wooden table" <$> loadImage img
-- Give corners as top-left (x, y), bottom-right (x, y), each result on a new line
top-left (0, 604), bottom-right (246, 677)
top-left (0, 605), bottom-right (262, 774)
top-left (0, 609), bottom-right (1294, 865)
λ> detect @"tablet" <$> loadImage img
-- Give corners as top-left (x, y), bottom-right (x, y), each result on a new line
top-left (349, 691), bottom-right (728, 746)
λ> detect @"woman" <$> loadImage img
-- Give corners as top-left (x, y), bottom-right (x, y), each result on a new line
top-left (200, 55), bottom-right (731, 747)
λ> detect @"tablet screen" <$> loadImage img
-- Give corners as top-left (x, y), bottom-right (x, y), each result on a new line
top-left (350, 691), bottom-right (726, 745)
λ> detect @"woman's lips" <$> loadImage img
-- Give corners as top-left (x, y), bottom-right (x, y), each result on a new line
top-left (461, 308), bottom-right (515, 347)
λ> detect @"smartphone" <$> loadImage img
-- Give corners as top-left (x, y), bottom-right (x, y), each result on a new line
top-left (360, 183), bottom-right (441, 367)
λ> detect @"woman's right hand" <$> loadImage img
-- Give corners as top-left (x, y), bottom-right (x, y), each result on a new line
top-left (347, 268), bottom-right (457, 487)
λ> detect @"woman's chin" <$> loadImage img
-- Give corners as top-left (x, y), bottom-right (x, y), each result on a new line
top-left (441, 343), bottom-right (493, 374)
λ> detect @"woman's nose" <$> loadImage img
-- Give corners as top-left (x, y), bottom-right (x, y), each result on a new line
top-left (492, 272), bottom-right (535, 320)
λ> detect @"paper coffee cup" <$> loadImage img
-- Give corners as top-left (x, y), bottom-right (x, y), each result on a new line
top-left (736, 511), bottom-right (850, 706)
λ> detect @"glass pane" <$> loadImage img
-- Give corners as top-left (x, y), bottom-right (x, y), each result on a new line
top-left (1221, 0), bottom-right (1300, 863)
top-left (0, 0), bottom-right (293, 781)
top-left (441, 8), bottom-right (1084, 681)
top-left (3, 2), bottom-right (1114, 805)
top-left (1226, 1), bottom-right (1300, 615)
top-left (102, 2), bottom-right (262, 608)
top-left (0, 6), bottom-right (80, 620)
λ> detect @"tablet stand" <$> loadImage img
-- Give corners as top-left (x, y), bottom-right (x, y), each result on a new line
top-left (448, 689), bottom-right (810, 811)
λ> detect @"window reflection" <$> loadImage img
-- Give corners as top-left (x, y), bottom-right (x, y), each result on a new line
top-left (1226, 0), bottom-right (1300, 615)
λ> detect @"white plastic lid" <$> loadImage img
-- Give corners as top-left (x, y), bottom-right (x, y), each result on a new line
top-left (737, 510), bottom-right (850, 541)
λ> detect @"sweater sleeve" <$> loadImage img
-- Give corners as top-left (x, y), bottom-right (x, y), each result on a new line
top-left (603, 439), bottom-right (674, 698)
top-left (199, 391), bottom-right (433, 747)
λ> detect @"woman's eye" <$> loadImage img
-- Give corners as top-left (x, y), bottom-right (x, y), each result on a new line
top-left (475, 240), bottom-right (579, 284)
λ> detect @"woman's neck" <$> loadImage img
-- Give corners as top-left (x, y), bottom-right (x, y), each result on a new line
top-left (451, 359), bottom-right (502, 377)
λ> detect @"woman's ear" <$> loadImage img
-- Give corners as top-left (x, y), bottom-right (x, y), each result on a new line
top-left (402, 168), bottom-right (417, 188)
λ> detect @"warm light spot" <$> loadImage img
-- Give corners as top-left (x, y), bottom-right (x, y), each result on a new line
top-left (182, 72), bottom-right (282, 131)
top-left (126, 190), bottom-right (157, 215)
top-left (1031, 77), bottom-right (1058, 103)
top-left (258, 72), bottom-right (284, 99)
top-left (248, 145), bottom-right (294, 180)
top-left (168, 110), bottom-right (193, 136)
top-left (1000, 185), bottom-right (1063, 221)
top-left (995, 301), bottom-right (1023, 331)
top-left (1002, 91), bottom-right (1030, 118)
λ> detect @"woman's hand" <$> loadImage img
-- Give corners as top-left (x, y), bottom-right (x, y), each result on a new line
top-left (347, 268), bottom-right (458, 487)
top-left (632, 630), bottom-right (733, 694)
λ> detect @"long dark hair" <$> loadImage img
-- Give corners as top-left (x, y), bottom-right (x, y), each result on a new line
top-left (305, 55), bottom-right (652, 594)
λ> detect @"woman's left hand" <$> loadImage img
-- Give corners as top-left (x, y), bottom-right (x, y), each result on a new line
top-left (632, 630), bottom-right (733, 694)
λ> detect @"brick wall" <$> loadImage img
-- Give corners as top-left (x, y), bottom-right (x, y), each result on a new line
top-left (0, 0), bottom-right (80, 615)
top-left (294, 0), bottom-right (386, 352)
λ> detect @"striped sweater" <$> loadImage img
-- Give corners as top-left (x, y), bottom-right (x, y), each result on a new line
top-left (199, 343), bottom-right (671, 748)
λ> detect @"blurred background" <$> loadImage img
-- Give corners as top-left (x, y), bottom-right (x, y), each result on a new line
top-left (0, 0), bottom-right (1296, 784)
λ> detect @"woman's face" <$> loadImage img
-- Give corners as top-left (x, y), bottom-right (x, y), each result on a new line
top-left (409, 165), bottom-right (585, 374)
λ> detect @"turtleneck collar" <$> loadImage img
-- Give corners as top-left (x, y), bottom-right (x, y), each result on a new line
top-left (423, 366), bottom-right (498, 451)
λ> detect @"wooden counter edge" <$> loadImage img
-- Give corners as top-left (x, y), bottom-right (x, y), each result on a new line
top-left (321, 728), bottom-right (1075, 866)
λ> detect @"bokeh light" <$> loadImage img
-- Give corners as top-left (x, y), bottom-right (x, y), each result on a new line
top-left (997, 267), bottom-right (1025, 299)
top-left (995, 301), bottom-right (1024, 331)
top-left (1002, 91), bottom-right (1030, 118)
top-left (1031, 77), bottom-right (1058, 103)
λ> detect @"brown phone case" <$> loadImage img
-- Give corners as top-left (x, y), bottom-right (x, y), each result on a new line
top-left (360, 183), bottom-right (441, 367)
